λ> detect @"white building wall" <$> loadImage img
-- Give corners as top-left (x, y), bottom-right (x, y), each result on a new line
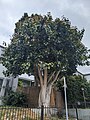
top-left (0, 64), bottom-right (6, 78)
top-left (0, 46), bottom-right (6, 78)
top-left (84, 75), bottom-right (90, 82)
top-left (0, 46), bottom-right (12, 105)
top-left (0, 46), bottom-right (3, 56)
top-left (11, 77), bottom-right (18, 92)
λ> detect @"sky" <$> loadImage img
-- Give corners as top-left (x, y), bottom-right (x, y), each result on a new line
top-left (0, 0), bottom-right (90, 74)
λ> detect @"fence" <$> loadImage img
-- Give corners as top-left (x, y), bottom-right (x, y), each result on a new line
top-left (63, 102), bottom-right (90, 120)
top-left (1, 103), bottom-right (90, 120)
top-left (0, 106), bottom-right (59, 120)
top-left (68, 102), bottom-right (90, 109)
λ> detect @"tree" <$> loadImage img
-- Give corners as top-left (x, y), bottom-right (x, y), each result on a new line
top-left (1, 13), bottom-right (89, 107)
top-left (56, 75), bottom-right (90, 105)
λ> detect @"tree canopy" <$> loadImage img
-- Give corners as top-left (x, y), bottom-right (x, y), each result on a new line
top-left (56, 75), bottom-right (90, 104)
top-left (2, 13), bottom-right (89, 77)
top-left (1, 13), bottom-right (90, 107)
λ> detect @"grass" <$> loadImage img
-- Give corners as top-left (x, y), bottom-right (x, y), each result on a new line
top-left (49, 117), bottom-right (76, 120)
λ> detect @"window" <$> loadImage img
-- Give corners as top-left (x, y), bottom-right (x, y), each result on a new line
top-left (0, 79), bottom-right (3, 91)
top-left (4, 79), bottom-right (10, 96)
top-left (18, 79), bottom-right (30, 87)
top-left (31, 81), bottom-right (35, 86)
top-left (18, 79), bottom-right (35, 87)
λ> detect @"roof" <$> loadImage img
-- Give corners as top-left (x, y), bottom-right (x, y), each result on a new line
top-left (0, 45), bottom-right (5, 49)
top-left (75, 70), bottom-right (90, 78)
top-left (84, 73), bottom-right (90, 76)
top-left (19, 73), bottom-right (34, 81)
top-left (76, 70), bottom-right (84, 76)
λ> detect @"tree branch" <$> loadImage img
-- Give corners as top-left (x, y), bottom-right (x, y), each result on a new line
top-left (38, 66), bottom-right (43, 87)
top-left (51, 70), bottom-right (60, 85)
top-left (44, 67), bottom-right (47, 86)
top-left (34, 64), bottom-right (40, 86)
top-left (48, 71), bottom-right (55, 84)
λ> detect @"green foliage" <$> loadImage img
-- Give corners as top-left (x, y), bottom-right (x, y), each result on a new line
top-left (2, 91), bottom-right (28, 107)
top-left (18, 78), bottom-right (31, 87)
top-left (1, 13), bottom-right (89, 77)
top-left (56, 75), bottom-right (90, 104)
top-left (18, 79), bottom-right (23, 87)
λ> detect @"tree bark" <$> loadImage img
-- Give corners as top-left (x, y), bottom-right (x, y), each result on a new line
top-left (38, 68), bottom-right (60, 107)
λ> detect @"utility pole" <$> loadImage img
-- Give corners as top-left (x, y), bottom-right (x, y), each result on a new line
top-left (63, 77), bottom-right (68, 120)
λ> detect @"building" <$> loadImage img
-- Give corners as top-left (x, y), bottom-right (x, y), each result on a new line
top-left (0, 45), bottom-right (35, 105)
top-left (84, 74), bottom-right (90, 82)
top-left (75, 71), bottom-right (90, 82)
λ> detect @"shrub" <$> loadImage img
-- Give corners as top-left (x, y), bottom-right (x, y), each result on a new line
top-left (2, 91), bottom-right (28, 107)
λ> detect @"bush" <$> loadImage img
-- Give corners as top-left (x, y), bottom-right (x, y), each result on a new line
top-left (2, 91), bottom-right (28, 107)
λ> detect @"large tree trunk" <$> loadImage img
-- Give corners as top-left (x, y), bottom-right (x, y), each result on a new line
top-left (37, 66), bottom-right (60, 107)
top-left (39, 85), bottom-right (52, 107)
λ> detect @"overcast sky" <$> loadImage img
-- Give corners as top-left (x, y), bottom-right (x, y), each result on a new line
top-left (0, 0), bottom-right (90, 73)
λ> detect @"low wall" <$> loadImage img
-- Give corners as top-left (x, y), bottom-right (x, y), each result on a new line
top-left (68, 108), bottom-right (90, 120)
top-left (17, 87), bottom-right (64, 109)
top-left (17, 86), bottom-right (40, 107)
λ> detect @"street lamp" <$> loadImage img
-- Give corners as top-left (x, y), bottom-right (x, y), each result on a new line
top-left (81, 88), bottom-right (86, 108)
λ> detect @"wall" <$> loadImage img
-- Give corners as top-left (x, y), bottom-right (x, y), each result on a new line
top-left (56, 91), bottom-right (64, 112)
top-left (17, 86), bottom-right (40, 107)
top-left (84, 75), bottom-right (90, 82)
top-left (17, 87), bottom-right (64, 110)
top-left (68, 109), bottom-right (90, 120)
top-left (0, 46), bottom-right (6, 78)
